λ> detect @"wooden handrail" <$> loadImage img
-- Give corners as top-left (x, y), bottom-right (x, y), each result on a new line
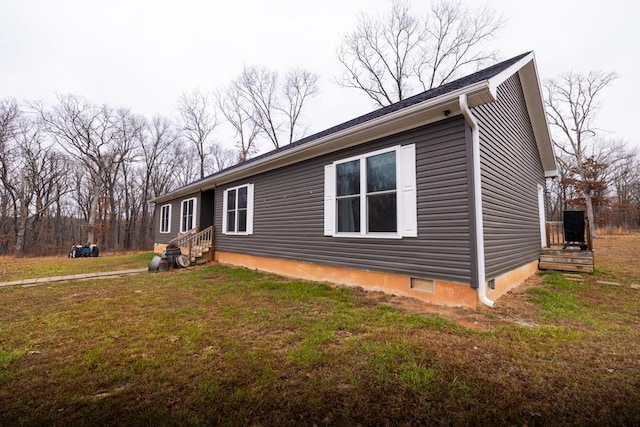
top-left (168, 227), bottom-right (198, 247)
top-left (545, 221), bottom-right (564, 248)
top-left (169, 226), bottom-right (214, 260)
top-left (545, 218), bottom-right (592, 251)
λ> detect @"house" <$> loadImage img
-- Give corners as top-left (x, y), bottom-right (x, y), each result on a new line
top-left (151, 51), bottom-right (557, 309)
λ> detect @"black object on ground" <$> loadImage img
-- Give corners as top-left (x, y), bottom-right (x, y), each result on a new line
top-left (69, 244), bottom-right (99, 258)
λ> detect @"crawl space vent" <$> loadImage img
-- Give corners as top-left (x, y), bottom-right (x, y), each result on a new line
top-left (410, 277), bottom-right (435, 293)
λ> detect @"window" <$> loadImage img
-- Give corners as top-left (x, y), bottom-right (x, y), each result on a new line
top-left (222, 184), bottom-right (254, 235)
top-left (180, 198), bottom-right (196, 233)
top-left (160, 204), bottom-right (171, 234)
top-left (324, 144), bottom-right (417, 238)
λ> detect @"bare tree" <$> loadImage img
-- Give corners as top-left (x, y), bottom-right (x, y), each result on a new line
top-left (209, 142), bottom-right (236, 172)
top-left (217, 85), bottom-right (261, 162)
top-left (137, 115), bottom-right (179, 247)
top-left (36, 94), bottom-right (138, 248)
top-left (600, 143), bottom-right (640, 229)
top-left (336, 0), bottom-right (503, 107)
top-left (103, 108), bottom-right (144, 249)
top-left (177, 90), bottom-right (219, 179)
top-left (0, 99), bottom-right (20, 252)
top-left (13, 120), bottom-right (69, 254)
top-left (544, 71), bottom-right (618, 238)
top-left (170, 144), bottom-right (201, 189)
top-left (237, 66), bottom-right (282, 148)
top-left (282, 69), bottom-right (319, 144)
top-left (230, 65), bottom-right (318, 150)
top-left (0, 99), bottom-right (71, 255)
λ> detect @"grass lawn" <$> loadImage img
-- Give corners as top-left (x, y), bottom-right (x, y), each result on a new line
top-left (0, 252), bottom-right (155, 282)
top-left (0, 236), bottom-right (639, 425)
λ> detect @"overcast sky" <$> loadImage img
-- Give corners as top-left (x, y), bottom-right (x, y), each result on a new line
top-left (1, 0), bottom-right (638, 150)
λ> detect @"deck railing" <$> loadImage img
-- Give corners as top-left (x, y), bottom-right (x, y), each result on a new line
top-left (544, 219), bottom-right (593, 251)
top-left (169, 226), bottom-right (214, 261)
top-left (545, 221), bottom-right (564, 247)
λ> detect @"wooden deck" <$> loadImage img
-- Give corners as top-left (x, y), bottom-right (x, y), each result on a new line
top-left (539, 219), bottom-right (594, 273)
top-left (539, 248), bottom-right (594, 273)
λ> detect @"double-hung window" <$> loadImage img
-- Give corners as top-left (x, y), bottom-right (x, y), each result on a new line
top-left (180, 197), bottom-right (196, 233)
top-left (324, 144), bottom-right (417, 238)
top-left (159, 204), bottom-right (171, 234)
top-left (222, 184), bottom-right (254, 235)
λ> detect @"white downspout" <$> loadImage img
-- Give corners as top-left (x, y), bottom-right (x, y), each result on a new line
top-left (459, 94), bottom-right (494, 308)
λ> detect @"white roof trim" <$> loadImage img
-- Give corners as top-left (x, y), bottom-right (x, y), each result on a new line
top-left (487, 52), bottom-right (535, 97)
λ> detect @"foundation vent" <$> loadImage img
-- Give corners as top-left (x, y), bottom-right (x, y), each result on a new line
top-left (410, 277), bottom-right (435, 293)
top-left (488, 278), bottom-right (496, 290)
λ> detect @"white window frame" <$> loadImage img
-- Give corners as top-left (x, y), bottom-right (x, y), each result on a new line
top-left (324, 143), bottom-right (417, 239)
top-left (222, 183), bottom-right (254, 235)
top-left (159, 204), bottom-right (172, 234)
top-left (180, 197), bottom-right (197, 233)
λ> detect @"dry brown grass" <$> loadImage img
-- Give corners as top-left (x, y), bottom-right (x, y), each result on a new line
top-left (0, 236), bottom-right (638, 425)
top-left (0, 252), bottom-right (153, 282)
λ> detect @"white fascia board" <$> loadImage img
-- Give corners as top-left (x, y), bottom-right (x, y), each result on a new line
top-left (487, 52), bottom-right (535, 98)
top-left (517, 58), bottom-right (558, 176)
top-left (150, 82), bottom-right (493, 204)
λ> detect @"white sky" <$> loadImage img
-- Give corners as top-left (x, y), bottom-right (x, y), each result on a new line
top-left (1, 0), bottom-right (638, 150)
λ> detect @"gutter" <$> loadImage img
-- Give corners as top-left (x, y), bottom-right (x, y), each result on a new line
top-left (459, 94), bottom-right (494, 308)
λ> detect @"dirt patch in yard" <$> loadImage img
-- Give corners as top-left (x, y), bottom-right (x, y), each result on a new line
top-left (368, 233), bottom-right (640, 329)
top-left (356, 275), bottom-right (544, 331)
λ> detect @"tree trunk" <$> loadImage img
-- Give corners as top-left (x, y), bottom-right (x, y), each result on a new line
top-left (583, 191), bottom-right (597, 239)
top-left (14, 203), bottom-right (27, 256)
top-left (87, 183), bottom-right (100, 245)
top-left (109, 195), bottom-right (118, 251)
top-left (139, 203), bottom-right (149, 250)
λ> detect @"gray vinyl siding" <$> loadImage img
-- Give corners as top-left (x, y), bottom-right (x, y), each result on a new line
top-left (153, 192), bottom-right (201, 244)
top-left (215, 118), bottom-right (473, 284)
top-left (473, 73), bottom-right (544, 279)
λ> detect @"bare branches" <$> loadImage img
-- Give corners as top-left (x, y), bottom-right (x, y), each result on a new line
top-left (220, 65), bottom-right (318, 152)
top-left (237, 66), bottom-right (281, 148)
top-left (176, 90), bottom-right (219, 179)
top-left (35, 94), bottom-right (143, 246)
top-left (545, 71), bottom-right (618, 158)
top-left (420, 1), bottom-right (502, 89)
top-left (217, 84), bottom-right (261, 162)
top-left (544, 70), bottom-right (618, 237)
top-left (336, 0), bottom-right (503, 106)
top-left (281, 69), bottom-right (319, 145)
top-left (209, 142), bottom-right (236, 173)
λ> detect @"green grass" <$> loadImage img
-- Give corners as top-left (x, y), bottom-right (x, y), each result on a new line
top-left (0, 252), bottom-right (639, 425)
top-left (526, 272), bottom-right (612, 330)
top-left (528, 286), bottom-right (580, 318)
top-left (0, 252), bottom-right (155, 282)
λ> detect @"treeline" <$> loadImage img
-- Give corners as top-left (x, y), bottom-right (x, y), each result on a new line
top-left (0, 96), bottom-right (189, 255)
top-left (0, 65), bottom-right (318, 256)
top-left (3, 85), bottom-right (640, 256)
top-left (543, 71), bottom-right (640, 233)
top-left (546, 140), bottom-right (640, 230)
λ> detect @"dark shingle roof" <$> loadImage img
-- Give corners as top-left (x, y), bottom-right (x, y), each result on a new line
top-left (190, 51), bottom-right (531, 185)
